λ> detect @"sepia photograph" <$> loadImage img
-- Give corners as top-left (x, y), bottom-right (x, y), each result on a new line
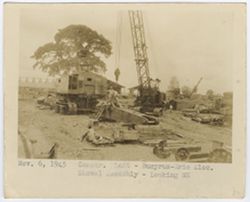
top-left (17, 4), bottom-right (235, 163)
top-left (4, 2), bottom-right (246, 198)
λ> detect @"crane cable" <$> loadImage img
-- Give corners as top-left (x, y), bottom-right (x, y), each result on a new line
top-left (115, 11), bottom-right (122, 70)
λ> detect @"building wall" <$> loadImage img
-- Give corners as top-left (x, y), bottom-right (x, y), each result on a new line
top-left (19, 77), bottom-right (56, 89)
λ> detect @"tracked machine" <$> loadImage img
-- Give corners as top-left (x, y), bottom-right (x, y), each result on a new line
top-left (129, 10), bottom-right (166, 116)
top-left (51, 71), bottom-right (108, 114)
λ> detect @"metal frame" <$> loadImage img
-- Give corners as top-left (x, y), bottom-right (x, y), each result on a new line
top-left (129, 10), bottom-right (151, 90)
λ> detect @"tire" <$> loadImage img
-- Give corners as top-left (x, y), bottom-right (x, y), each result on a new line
top-left (175, 148), bottom-right (190, 161)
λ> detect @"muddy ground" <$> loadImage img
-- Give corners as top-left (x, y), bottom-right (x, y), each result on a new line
top-left (18, 96), bottom-right (232, 162)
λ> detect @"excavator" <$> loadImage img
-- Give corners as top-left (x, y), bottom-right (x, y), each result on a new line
top-left (94, 10), bottom-right (164, 124)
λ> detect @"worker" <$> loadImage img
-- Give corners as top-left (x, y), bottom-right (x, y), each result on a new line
top-left (81, 123), bottom-right (114, 145)
top-left (114, 68), bottom-right (120, 82)
top-left (169, 104), bottom-right (173, 112)
top-left (107, 86), bottom-right (120, 107)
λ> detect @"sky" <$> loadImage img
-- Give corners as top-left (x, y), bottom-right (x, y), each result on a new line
top-left (19, 4), bottom-right (236, 94)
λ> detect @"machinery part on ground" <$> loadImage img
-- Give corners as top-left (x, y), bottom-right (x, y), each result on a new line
top-left (86, 136), bottom-right (115, 146)
top-left (169, 145), bottom-right (202, 161)
top-left (48, 143), bottom-right (59, 159)
top-left (182, 109), bottom-right (224, 126)
top-left (175, 148), bottom-right (190, 161)
top-left (95, 103), bottom-right (159, 125)
top-left (153, 147), bottom-right (172, 159)
top-left (112, 128), bottom-right (140, 143)
top-left (151, 139), bottom-right (204, 161)
top-left (208, 148), bottom-right (232, 163)
top-left (153, 140), bottom-right (172, 159)
top-left (191, 113), bottom-right (224, 126)
top-left (188, 152), bottom-right (210, 162)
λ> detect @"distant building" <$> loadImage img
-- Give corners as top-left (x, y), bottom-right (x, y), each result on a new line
top-left (107, 79), bottom-right (124, 94)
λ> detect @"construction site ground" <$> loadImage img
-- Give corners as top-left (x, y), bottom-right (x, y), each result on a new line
top-left (18, 98), bottom-right (232, 161)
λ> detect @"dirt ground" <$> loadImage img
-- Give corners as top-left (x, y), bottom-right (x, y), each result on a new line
top-left (18, 96), bottom-right (232, 162)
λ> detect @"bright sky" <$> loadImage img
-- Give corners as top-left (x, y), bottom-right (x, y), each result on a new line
top-left (20, 4), bottom-right (237, 94)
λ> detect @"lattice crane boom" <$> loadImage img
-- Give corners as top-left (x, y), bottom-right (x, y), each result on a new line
top-left (190, 77), bottom-right (203, 96)
top-left (129, 10), bottom-right (151, 89)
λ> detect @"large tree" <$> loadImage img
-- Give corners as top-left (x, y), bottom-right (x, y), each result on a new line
top-left (32, 25), bottom-right (112, 76)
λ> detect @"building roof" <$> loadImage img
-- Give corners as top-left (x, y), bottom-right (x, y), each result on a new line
top-left (107, 79), bottom-right (124, 88)
top-left (72, 70), bottom-right (124, 88)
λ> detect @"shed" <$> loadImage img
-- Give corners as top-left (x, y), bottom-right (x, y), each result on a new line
top-left (107, 79), bottom-right (124, 94)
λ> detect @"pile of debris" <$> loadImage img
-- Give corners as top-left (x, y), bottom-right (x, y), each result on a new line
top-left (182, 104), bottom-right (224, 126)
top-left (151, 139), bottom-right (231, 163)
top-left (79, 120), bottom-right (231, 163)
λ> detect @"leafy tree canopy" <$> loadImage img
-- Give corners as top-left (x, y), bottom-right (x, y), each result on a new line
top-left (32, 25), bottom-right (112, 76)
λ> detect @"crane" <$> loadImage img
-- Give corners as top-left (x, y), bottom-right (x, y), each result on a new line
top-left (91, 10), bottom-right (162, 123)
top-left (128, 10), bottom-right (166, 114)
top-left (190, 77), bottom-right (203, 97)
top-left (129, 10), bottom-right (151, 91)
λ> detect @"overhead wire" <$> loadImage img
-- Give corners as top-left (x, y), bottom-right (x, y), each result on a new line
top-left (115, 11), bottom-right (122, 70)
